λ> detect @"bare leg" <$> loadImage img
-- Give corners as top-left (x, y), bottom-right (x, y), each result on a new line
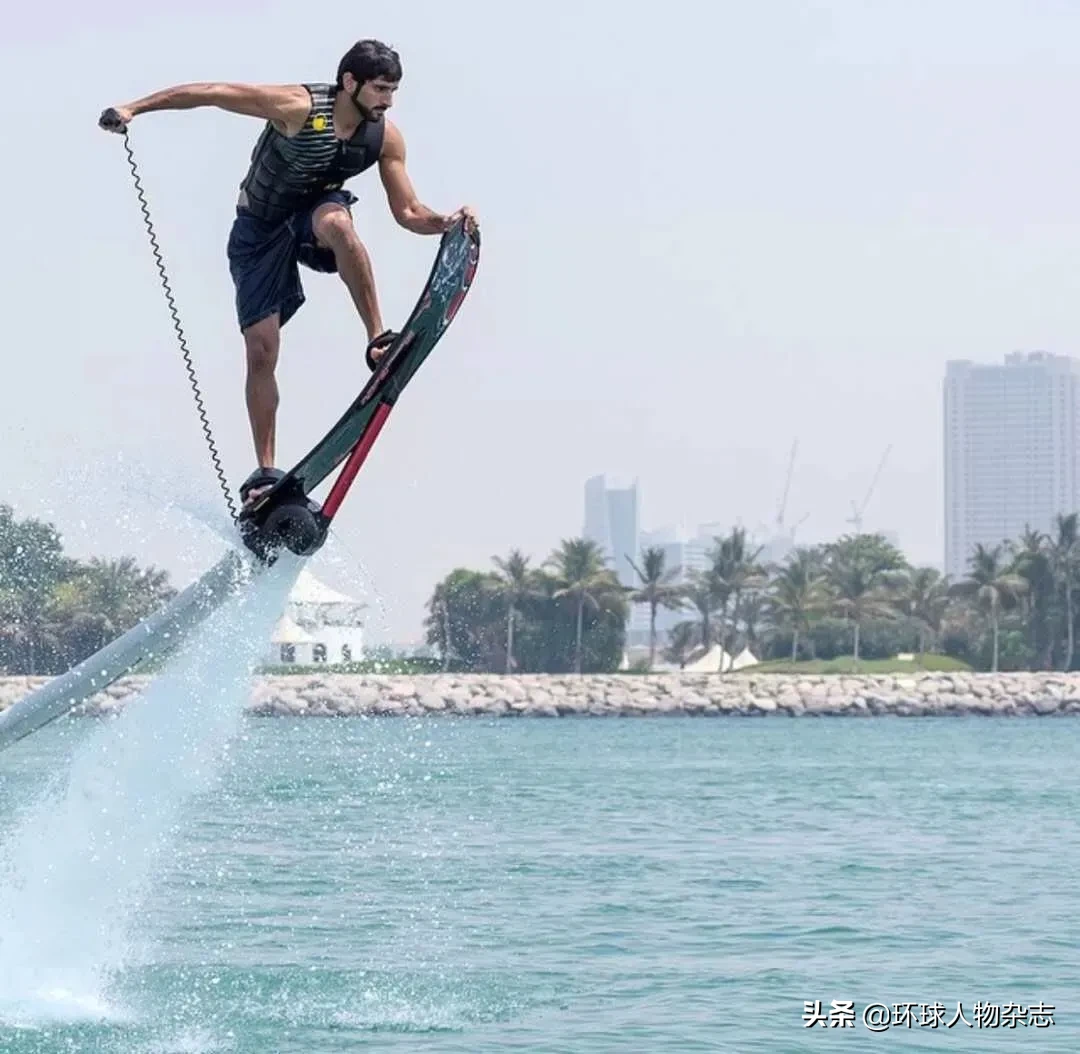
top-left (243, 314), bottom-right (280, 470)
top-left (311, 204), bottom-right (388, 361)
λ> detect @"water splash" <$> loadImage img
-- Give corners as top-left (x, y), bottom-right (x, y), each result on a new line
top-left (0, 549), bottom-right (303, 1026)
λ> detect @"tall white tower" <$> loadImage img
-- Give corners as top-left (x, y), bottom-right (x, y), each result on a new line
top-left (944, 351), bottom-right (1080, 578)
top-left (583, 474), bottom-right (641, 588)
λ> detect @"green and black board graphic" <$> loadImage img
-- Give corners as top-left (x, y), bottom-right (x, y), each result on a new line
top-left (241, 216), bottom-right (481, 519)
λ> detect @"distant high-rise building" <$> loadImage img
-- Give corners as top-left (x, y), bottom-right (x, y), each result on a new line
top-left (583, 474), bottom-right (641, 588)
top-left (639, 526), bottom-right (711, 583)
top-left (944, 351), bottom-right (1080, 579)
top-left (631, 525), bottom-right (720, 644)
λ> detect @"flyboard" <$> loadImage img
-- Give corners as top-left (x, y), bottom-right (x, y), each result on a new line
top-left (236, 215), bottom-right (481, 562)
top-left (0, 218), bottom-right (480, 752)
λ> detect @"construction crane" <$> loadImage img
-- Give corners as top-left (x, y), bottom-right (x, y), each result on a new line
top-left (775, 440), bottom-right (809, 535)
top-left (766, 439), bottom-right (809, 554)
top-left (848, 445), bottom-right (891, 535)
top-left (775, 440), bottom-right (798, 533)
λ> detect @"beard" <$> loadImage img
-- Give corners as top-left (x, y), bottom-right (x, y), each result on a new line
top-left (350, 91), bottom-right (385, 121)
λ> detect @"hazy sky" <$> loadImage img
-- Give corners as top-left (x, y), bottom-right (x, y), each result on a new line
top-left (5, 0), bottom-right (1080, 644)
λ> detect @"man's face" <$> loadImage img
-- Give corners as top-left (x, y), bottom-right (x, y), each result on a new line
top-left (347, 74), bottom-right (398, 118)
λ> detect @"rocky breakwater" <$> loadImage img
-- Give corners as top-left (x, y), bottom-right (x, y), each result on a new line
top-left (4, 671), bottom-right (1080, 719)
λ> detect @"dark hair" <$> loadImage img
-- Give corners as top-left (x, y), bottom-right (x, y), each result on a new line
top-left (336, 39), bottom-right (402, 89)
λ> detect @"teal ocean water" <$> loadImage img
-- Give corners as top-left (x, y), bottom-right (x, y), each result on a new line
top-left (1, 713), bottom-right (1078, 1052)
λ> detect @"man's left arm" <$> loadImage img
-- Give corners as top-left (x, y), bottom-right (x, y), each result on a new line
top-left (379, 121), bottom-right (474, 234)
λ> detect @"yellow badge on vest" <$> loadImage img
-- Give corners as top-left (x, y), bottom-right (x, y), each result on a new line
top-left (312, 115), bottom-right (328, 131)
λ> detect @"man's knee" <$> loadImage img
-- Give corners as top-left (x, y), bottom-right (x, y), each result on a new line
top-left (243, 318), bottom-right (279, 373)
top-left (312, 205), bottom-right (359, 251)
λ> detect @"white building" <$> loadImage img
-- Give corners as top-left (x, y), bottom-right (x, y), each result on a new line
top-left (266, 568), bottom-right (367, 666)
top-left (270, 614), bottom-right (318, 666)
top-left (944, 351), bottom-right (1080, 578)
top-left (643, 527), bottom-right (713, 582)
top-left (632, 524), bottom-right (721, 645)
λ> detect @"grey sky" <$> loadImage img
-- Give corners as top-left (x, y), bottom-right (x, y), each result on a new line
top-left (4, 1), bottom-right (1080, 643)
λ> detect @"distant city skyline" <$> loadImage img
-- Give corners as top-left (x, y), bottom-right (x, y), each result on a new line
top-left (583, 346), bottom-right (1080, 613)
top-left (583, 475), bottom-right (809, 648)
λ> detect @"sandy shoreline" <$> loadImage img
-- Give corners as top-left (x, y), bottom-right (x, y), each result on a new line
top-left (3, 671), bottom-right (1080, 718)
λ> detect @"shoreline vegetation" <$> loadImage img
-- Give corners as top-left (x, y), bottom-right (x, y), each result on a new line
top-left (424, 520), bottom-right (1080, 678)
top-left (5, 501), bottom-right (1080, 683)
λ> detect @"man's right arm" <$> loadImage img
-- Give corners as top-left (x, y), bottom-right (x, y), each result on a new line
top-left (100, 83), bottom-right (312, 135)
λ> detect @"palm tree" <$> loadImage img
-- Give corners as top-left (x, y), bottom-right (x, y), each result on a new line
top-left (739, 589), bottom-right (768, 656)
top-left (491, 549), bottom-right (539, 674)
top-left (680, 568), bottom-right (724, 659)
top-left (718, 527), bottom-right (767, 662)
top-left (896, 566), bottom-right (951, 659)
top-left (1009, 526), bottom-right (1054, 669)
top-left (428, 580), bottom-right (454, 671)
top-left (0, 585), bottom-right (18, 671)
top-left (950, 543), bottom-right (1028, 672)
top-left (768, 548), bottom-right (828, 664)
top-left (85, 555), bottom-right (173, 623)
top-left (49, 556), bottom-right (175, 667)
top-left (627, 546), bottom-right (682, 669)
top-left (705, 533), bottom-right (737, 655)
top-left (4, 588), bottom-right (64, 675)
top-left (664, 621), bottom-right (698, 668)
top-left (823, 534), bottom-right (908, 663)
top-left (546, 538), bottom-right (621, 674)
top-left (1050, 514), bottom-right (1080, 671)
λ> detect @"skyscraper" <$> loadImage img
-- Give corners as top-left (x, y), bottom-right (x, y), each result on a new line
top-left (583, 474), bottom-right (641, 588)
top-left (943, 351), bottom-right (1080, 578)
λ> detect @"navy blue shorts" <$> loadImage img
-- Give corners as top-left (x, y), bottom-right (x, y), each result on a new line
top-left (226, 189), bottom-right (358, 331)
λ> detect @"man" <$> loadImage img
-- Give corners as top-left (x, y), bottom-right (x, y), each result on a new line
top-left (100, 39), bottom-right (476, 505)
